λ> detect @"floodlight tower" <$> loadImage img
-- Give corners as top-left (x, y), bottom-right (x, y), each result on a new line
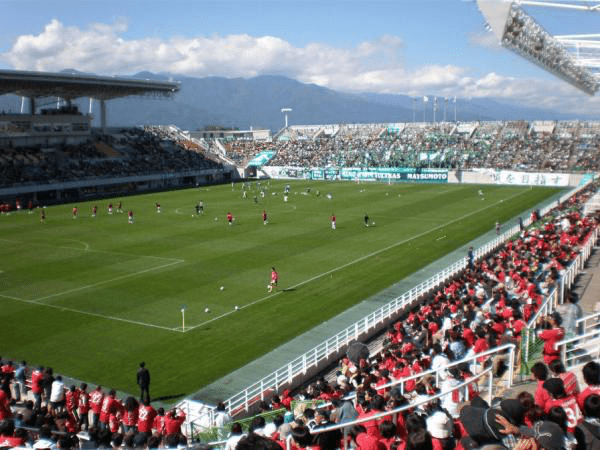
top-left (281, 108), bottom-right (292, 129)
top-left (476, 0), bottom-right (600, 95)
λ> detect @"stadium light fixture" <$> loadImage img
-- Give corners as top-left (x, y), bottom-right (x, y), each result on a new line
top-left (476, 0), bottom-right (600, 95)
top-left (281, 108), bottom-right (292, 129)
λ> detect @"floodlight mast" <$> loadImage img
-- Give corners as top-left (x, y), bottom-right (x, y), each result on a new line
top-left (476, 0), bottom-right (600, 95)
top-left (281, 108), bottom-right (292, 129)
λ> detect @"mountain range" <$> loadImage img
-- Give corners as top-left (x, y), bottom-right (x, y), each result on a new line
top-left (0, 71), bottom-right (597, 132)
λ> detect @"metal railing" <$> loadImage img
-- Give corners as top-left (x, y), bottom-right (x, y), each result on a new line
top-left (205, 364), bottom-right (499, 449)
top-left (558, 328), bottom-right (600, 368)
top-left (192, 343), bottom-right (516, 444)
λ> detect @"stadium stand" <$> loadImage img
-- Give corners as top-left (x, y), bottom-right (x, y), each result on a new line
top-left (219, 120), bottom-right (600, 172)
top-left (0, 126), bottom-right (226, 197)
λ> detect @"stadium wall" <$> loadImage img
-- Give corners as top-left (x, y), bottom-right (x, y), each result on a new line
top-left (261, 166), bottom-right (591, 187)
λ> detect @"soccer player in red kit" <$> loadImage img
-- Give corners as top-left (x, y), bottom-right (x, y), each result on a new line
top-left (268, 267), bottom-right (279, 292)
top-left (262, 210), bottom-right (268, 225)
top-left (72, 206), bottom-right (78, 219)
top-left (227, 212), bottom-right (233, 226)
top-left (128, 210), bottom-right (134, 224)
top-left (92, 206), bottom-right (97, 217)
top-left (330, 214), bottom-right (336, 230)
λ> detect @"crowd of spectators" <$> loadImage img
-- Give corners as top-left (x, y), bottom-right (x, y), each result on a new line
top-left (0, 128), bottom-right (223, 189)
top-left (220, 121), bottom-right (600, 172)
top-left (0, 362), bottom-right (189, 449)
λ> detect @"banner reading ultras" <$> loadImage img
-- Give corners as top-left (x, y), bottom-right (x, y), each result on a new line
top-left (269, 167), bottom-right (448, 183)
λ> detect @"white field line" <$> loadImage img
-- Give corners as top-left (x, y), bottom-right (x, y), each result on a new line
top-left (33, 259), bottom-right (184, 303)
top-left (0, 293), bottom-right (178, 332)
top-left (180, 190), bottom-right (526, 332)
top-left (0, 238), bottom-right (184, 263)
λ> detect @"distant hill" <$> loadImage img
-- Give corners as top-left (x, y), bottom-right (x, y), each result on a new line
top-left (0, 71), bottom-right (596, 131)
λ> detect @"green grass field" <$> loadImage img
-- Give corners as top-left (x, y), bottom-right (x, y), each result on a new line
top-left (0, 180), bottom-right (563, 400)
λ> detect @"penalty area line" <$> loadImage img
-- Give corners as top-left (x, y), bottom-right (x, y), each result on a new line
top-left (0, 293), bottom-right (178, 333)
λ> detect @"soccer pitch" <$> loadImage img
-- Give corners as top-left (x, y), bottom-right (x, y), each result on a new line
top-left (0, 180), bottom-right (562, 399)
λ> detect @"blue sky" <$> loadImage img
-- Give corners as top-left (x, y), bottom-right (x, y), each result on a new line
top-left (0, 0), bottom-right (599, 115)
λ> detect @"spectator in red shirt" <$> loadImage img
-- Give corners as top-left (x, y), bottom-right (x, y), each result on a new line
top-left (550, 359), bottom-right (579, 397)
top-left (137, 398), bottom-right (157, 436)
top-left (0, 389), bottom-right (11, 420)
top-left (543, 378), bottom-right (582, 433)
top-left (164, 408), bottom-right (186, 436)
top-left (30, 366), bottom-right (44, 411)
top-left (152, 407), bottom-right (166, 436)
top-left (578, 361), bottom-right (600, 410)
top-left (78, 383), bottom-right (90, 431)
top-left (122, 396), bottom-right (139, 433)
top-left (89, 385), bottom-right (104, 429)
top-left (538, 314), bottom-right (565, 365)
top-left (530, 361), bottom-right (552, 410)
top-left (65, 384), bottom-right (79, 421)
top-left (99, 389), bottom-right (122, 431)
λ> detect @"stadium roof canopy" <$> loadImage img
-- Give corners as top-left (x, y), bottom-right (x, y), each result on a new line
top-left (0, 69), bottom-right (180, 100)
top-left (476, 0), bottom-right (600, 95)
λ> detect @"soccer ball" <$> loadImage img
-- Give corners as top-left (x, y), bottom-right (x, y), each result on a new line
top-left (204, 307), bottom-right (210, 313)
top-left (372, 222), bottom-right (375, 226)
top-left (235, 306), bottom-right (239, 310)
top-left (220, 286), bottom-right (224, 291)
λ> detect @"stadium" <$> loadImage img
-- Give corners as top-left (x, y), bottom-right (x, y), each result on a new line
top-left (1, 0), bottom-right (600, 449)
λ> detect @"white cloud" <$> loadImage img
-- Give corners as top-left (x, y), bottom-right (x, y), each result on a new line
top-left (468, 31), bottom-right (502, 51)
top-left (2, 19), bottom-right (599, 114)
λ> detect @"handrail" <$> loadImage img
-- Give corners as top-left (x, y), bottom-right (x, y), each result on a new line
top-left (558, 328), bottom-right (600, 367)
top-left (206, 366), bottom-right (495, 449)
